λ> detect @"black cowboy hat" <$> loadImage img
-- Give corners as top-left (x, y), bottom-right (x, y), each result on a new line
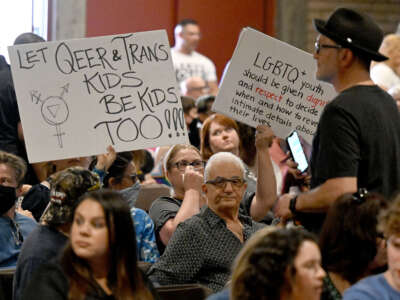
top-left (313, 8), bottom-right (388, 62)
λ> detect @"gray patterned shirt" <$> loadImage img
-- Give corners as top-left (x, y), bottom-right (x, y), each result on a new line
top-left (147, 207), bottom-right (265, 292)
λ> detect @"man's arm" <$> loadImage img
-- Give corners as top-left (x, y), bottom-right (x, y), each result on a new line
top-left (250, 125), bottom-right (277, 220)
top-left (275, 177), bottom-right (357, 220)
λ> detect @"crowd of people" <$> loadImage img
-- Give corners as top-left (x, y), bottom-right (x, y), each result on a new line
top-left (1, 6), bottom-right (400, 300)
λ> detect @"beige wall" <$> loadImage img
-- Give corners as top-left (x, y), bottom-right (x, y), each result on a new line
top-left (306, 0), bottom-right (400, 53)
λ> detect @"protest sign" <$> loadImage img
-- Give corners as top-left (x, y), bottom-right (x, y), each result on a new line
top-left (213, 27), bottom-right (337, 144)
top-left (8, 30), bottom-right (188, 163)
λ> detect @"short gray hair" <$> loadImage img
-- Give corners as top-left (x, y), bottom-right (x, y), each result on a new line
top-left (204, 152), bottom-right (245, 182)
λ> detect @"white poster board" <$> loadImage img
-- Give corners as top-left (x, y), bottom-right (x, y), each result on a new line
top-left (213, 27), bottom-right (337, 144)
top-left (8, 30), bottom-right (188, 163)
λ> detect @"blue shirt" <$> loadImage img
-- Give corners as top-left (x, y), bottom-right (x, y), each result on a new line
top-left (131, 207), bottom-right (159, 263)
top-left (207, 288), bottom-right (230, 300)
top-left (343, 273), bottom-right (400, 300)
top-left (0, 213), bottom-right (37, 268)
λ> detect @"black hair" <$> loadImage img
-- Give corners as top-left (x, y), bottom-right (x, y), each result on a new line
top-left (177, 18), bottom-right (198, 28)
top-left (14, 32), bottom-right (45, 45)
top-left (103, 152), bottom-right (134, 187)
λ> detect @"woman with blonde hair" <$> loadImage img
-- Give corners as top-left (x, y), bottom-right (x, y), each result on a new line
top-left (370, 34), bottom-right (400, 90)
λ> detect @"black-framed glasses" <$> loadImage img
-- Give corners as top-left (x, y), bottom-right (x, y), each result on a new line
top-left (206, 176), bottom-right (246, 189)
top-left (173, 160), bottom-right (205, 171)
top-left (314, 42), bottom-right (343, 54)
top-left (352, 188), bottom-right (368, 204)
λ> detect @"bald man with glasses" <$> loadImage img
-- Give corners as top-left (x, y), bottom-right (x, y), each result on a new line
top-left (148, 152), bottom-right (264, 292)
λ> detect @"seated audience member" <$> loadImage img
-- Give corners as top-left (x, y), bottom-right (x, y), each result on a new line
top-left (149, 124), bottom-right (275, 252)
top-left (319, 190), bottom-right (388, 299)
top-left (370, 34), bottom-right (400, 90)
top-left (21, 146), bottom-right (116, 221)
top-left (200, 114), bottom-right (277, 213)
top-left (196, 94), bottom-right (215, 123)
top-left (148, 152), bottom-right (265, 292)
top-left (230, 227), bottom-right (325, 300)
top-left (149, 144), bottom-right (205, 253)
top-left (104, 151), bottom-right (159, 263)
top-left (180, 76), bottom-right (210, 100)
top-left (13, 167), bottom-right (100, 300)
top-left (0, 151), bottom-right (36, 269)
top-left (343, 193), bottom-right (400, 299)
top-left (23, 190), bottom-right (157, 299)
top-left (181, 96), bottom-right (201, 148)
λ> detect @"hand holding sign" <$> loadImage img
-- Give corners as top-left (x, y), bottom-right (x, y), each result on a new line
top-left (9, 30), bottom-right (188, 163)
top-left (213, 28), bottom-right (336, 145)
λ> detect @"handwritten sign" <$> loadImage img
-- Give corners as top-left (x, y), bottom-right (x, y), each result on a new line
top-left (213, 27), bottom-right (336, 144)
top-left (8, 30), bottom-right (188, 163)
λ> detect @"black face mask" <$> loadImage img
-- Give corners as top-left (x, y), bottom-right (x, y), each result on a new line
top-left (0, 185), bottom-right (17, 215)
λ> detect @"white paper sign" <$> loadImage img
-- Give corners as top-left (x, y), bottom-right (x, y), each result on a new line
top-left (8, 30), bottom-right (188, 163)
top-left (213, 27), bottom-right (337, 144)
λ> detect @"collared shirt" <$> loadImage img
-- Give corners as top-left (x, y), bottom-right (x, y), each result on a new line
top-left (149, 192), bottom-right (255, 254)
top-left (131, 207), bottom-right (160, 263)
top-left (148, 207), bottom-right (265, 292)
top-left (0, 213), bottom-right (37, 268)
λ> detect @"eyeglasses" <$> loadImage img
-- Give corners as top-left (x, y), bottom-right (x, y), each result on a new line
top-left (206, 176), bottom-right (246, 189)
top-left (314, 42), bottom-right (343, 54)
top-left (173, 160), bottom-right (205, 171)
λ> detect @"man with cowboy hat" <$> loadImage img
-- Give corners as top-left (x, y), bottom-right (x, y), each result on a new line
top-left (275, 8), bottom-right (400, 232)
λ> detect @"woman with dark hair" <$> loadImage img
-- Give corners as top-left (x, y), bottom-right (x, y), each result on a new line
top-left (103, 151), bottom-right (139, 207)
top-left (343, 194), bottom-right (400, 299)
top-left (319, 190), bottom-right (388, 299)
top-left (231, 227), bottom-right (325, 300)
top-left (23, 190), bottom-right (157, 300)
top-left (103, 152), bottom-right (159, 263)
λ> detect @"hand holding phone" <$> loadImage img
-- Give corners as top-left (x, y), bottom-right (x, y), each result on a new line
top-left (286, 131), bottom-right (309, 173)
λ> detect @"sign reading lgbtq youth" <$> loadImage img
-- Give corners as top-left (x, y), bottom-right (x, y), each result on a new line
top-left (213, 28), bottom-right (336, 144)
top-left (8, 30), bottom-right (188, 163)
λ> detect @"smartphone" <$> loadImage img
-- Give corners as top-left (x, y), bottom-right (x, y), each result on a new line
top-left (286, 131), bottom-right (309, 173)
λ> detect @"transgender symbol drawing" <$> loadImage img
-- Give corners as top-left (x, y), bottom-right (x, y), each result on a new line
top-left (30, 84), bottom-right (70, 148)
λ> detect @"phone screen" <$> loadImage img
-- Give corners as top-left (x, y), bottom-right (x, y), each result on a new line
top-left (287, 131), bottom-right (309, 173)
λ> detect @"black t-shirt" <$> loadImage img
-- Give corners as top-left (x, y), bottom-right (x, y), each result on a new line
top-left (304, 85), bottom-right (400, 232)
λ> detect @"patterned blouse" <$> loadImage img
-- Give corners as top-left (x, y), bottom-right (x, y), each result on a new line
top-left (131, 207), bottom-right (160, 263)
top-left (147, 207), bottom-right (265, 292)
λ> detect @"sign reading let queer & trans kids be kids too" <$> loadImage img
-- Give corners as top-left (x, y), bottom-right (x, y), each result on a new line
top-left (8, 30), bottom-right (188, 163)
top-left (213, 27), bottom-right (336, 144)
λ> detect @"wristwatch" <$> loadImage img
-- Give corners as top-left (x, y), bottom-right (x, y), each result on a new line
top-left (289, 195), bottom-right (298, 215)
